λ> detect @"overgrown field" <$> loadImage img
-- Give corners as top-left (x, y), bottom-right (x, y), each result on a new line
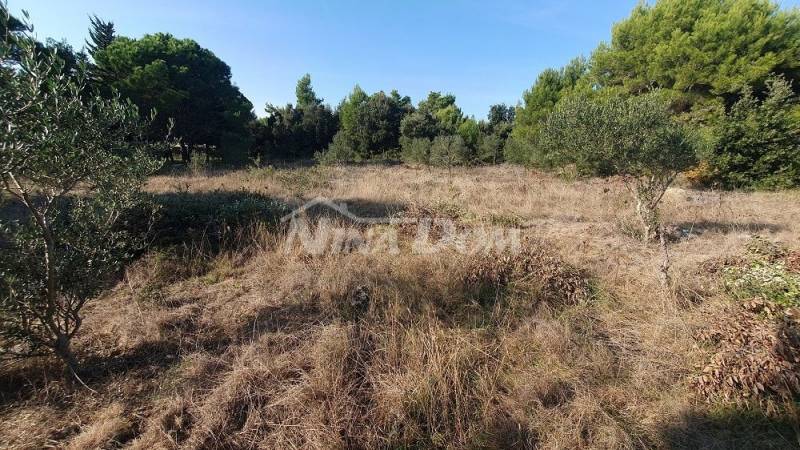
top-left (1, 164), bottom-right (799, 449)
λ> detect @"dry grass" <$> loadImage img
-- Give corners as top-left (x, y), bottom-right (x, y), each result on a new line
top-left (1, 164), bottom-right (800, 449)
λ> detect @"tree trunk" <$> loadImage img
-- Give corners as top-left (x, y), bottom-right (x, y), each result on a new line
top-left (54, 333), bottom-right (79, 375)
top-left (658, 224), bottom-right (671, 291)
top-left (635, 195), bottom-right (659, 242)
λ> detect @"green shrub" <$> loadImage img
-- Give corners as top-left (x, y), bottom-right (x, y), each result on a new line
top-left (476, 133), bottom-right (503, 164)
top-left (400, 137), bottom-right (432, 165)
top-left (724, 237), bottom-right (800, 309)
top-left (154, 191), bottom-right (288, 246)
top-left (725, 261), bottom-right (800, 308)
top-left (502, 135), bottom-right (533, 165)
top-left (0, 8), bottom-right (163, 371)
top-left (316, 131), bottom-right (362, 164)
top-left (538, 91), bottom-right (699, 241)
top-left (429, 135), bottom-right (470, 173)
top-left (704, 75), bottom-right (800, 190)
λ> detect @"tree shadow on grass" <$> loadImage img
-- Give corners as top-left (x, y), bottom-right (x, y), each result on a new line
top-left (149, 190), bottom-right (409, 249)
top-left (661, 407), bottom-right (800, 449)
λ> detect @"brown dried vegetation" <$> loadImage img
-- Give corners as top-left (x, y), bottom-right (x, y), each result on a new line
top-left (2, 165), bottom-right (800, 449)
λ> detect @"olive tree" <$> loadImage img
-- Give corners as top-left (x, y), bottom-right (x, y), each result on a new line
top-left (0, 7), bottom-right (162, 373)
top-left (429, 135), bottom-right (469, 177)
top-left (538, 92), bottom-right (698, 242)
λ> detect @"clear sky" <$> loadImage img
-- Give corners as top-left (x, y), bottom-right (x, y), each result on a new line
top-left (13, 0), bottom-right (800, 119)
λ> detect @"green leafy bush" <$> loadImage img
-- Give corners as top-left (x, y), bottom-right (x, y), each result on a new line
top-left (154, 191), bottom-right (288, 246)
top-left (502, 135), bottom-right (533, 165)
top-left (0, 7), bottom-right (163, 370)
top-left (723, 237), bottom-right (800, 308)
top-left (538, 91), bottom-right (699, 240)
top-left (724, 262), bottom-right (800, 308)
top-left (400, 137), bottom-right (432, 165)
top-left (316, 131), bottom-right (362, 164)
top-left (429, 135), bottom-right (470, 173)
top-left (702, 75), bottom-right (800, 190)
top-left (476, 133), bottom-right (503, 165)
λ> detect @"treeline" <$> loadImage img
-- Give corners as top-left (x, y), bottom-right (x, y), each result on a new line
top-left (249, 79), bottom-right (516, 167)
top-left (251, 0), bottom-right (800, 190)
top-left (16, 0), bottom-right (800, 189)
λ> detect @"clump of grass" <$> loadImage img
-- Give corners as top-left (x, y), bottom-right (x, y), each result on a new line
top-left (248, 165), bottom-right (333, 194)
top-left (66, 403), bottom-right (133, 450)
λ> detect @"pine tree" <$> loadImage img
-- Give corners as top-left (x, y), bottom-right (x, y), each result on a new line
top-left (85, 15), bottom-right (115, 58)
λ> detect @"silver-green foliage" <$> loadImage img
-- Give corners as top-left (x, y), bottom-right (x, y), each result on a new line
top-left (429, 135), bottom-right (469, 173)
top-left (538, 91), bottom-right (698, 240)
top-left (0, 6), bottom-right (162, 369)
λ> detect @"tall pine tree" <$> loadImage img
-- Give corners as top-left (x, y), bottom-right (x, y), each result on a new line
top-left (85, 15), bottom-right (115, 58)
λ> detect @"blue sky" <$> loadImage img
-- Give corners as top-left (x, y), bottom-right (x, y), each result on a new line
top-left (13, 0), bottom-right (800, 119)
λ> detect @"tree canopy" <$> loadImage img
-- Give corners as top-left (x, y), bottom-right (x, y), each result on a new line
top-left (94, 33), bottom-right (254, 159)
top-left (538, 91), bottom-right (699, 240)
top-left (320, 86), bottom-right (412, 161)
top-left (592, 0), bottom-right (800, 104)
top-left (252, 74), bottom-right (338, 161)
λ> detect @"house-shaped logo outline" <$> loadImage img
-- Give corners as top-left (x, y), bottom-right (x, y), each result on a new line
top-left (280, 197), bottom-right (417, 225)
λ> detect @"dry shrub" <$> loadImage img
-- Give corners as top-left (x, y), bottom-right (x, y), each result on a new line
top-left (464, 239), bottom-right (593, 310)
top-left (693, 303), bottom-right (800, 408)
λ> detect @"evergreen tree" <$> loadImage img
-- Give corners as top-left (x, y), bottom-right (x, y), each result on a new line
top-left (85, 15), bottom-right (115, 59)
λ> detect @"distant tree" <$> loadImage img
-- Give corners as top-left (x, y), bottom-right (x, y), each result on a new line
top-left (320, 85), bottom-right (412, 162)
top-left (400, 91), bottom-right (466, 145)
top-left (429, 135), bottom-right (469, 176)
top-left (94, 33), bottom-right (254, 162)
top-left (0, 7), bottom-right (163, 373)
top-left (295, 73), bottom-right (322, 108)
top-left (482, 103), bottom-right (516, 164)
top-left (703, 75), bottom-right (800, 189)
top-left (457, 117), bottom-right (481, 155)
top-left (515, 58), bottom-right (589, 139)
top-left (509, 58), bottom-right (589, 164)
top-left (477, 133), bottom-right (503, 165)
top-left (487, 103), bottom-right (515, 132)
top-left (85, 15), bottom-right (115, 59)
top-left (400, 137), bottom-right (432, 165)
top-left (254, 76), bottom-right (338, 162)
top-left (400, 109), bottom-right (440, 141)
top-left (538, 91), bottom-right (698, 242)
top-left (418, 91), bottom-right (457, 113)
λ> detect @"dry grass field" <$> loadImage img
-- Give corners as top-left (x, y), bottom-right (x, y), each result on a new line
top-left (1, 164), bottom-right (799, 449)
